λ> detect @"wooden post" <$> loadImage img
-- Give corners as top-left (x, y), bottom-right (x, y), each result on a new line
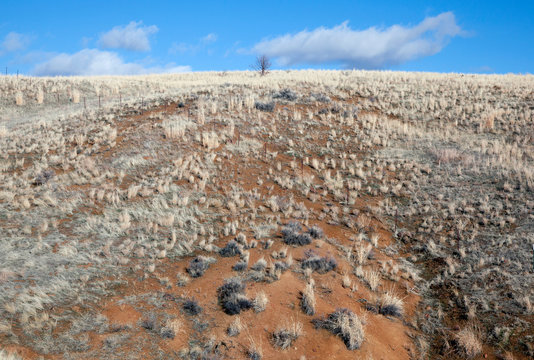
top-left (301, 157), bottom-right (304, 177)
top-left (84, 97), bottom-right (86, 110)
top-left (56, 92), bottom-right (59, 103)
top-left (119, 93), bottom-right (121, 105)
top-left (264, 142), bottom-right (267, 159)
top-left (346, 184), bottom-right (350, 204)
top-left (98, 95), bottom-right (101, 109)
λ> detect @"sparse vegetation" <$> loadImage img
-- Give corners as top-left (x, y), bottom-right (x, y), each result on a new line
top-left (301, 251), bottom-right (337, 273)
top-left (220, 240), bottom-right (243, 257)
top-left (376, 290), bottom-right (404, 318)
top-left (253, 291), bottom-right (268, 312)
top-left (0, 350), bottom-right (22, 360)
top-left (227, 317), bottom-right (243, 336)
top-left (272, 319), bottom-right (303, 349)
top-left (247, 336), bottom-right (263, 360)
top-left (307, 225), bottom-right (324, 239)
top-left (1, 70), bottom-right (532, 359)
top-left (300, 283), bottom-right (316, 315)
top-left (313, 309), bottom-right (365, 350)
top-left (273, 88), bottom-right (298, 101)
top-left (186, 256), bottom-right (216, 278)
top-left (282, 222), bottom-right (313, 246)
top-left (217, 277), bottom-right (253, 315)
top-left (454, 327), bottom-right (482, 358)
top-left (254, 101), bottom-right (275, 112)
top-left (182, 298), bottom-right (203, 316)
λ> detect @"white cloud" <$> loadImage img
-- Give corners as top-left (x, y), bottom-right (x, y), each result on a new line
top-left (253, 12), bottom-right (462, 68)
top-left (1, 32), bottom-right (31, 53)
top-left (81, 36), bottom-right (92, 48)
top-left (98, 21), bottom-right (158, 52)
top-left (201, 33), bottom-right (218, 44)
top-left (32, 49), bottom-right (190, 76)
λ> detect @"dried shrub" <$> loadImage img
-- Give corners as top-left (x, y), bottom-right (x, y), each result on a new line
top-left (253, 291), bottom-right (268, 312)
top-left (139, 314), bottom-right (157, 332)
top-left (182, 298), bottom-right (203, 316)
top-left (254, 101), bottom-right (275, 112)
top-left (227, 317), bottom-right (243, 336)
top-left (250, 257), bottom-right (267, 271)
top-left (313, 308), bottom-right (364, 350)
top-left (233, 260), bottom-right (248, 272)
top-left (272, 320), bottom-right (303, 349)
top-left (307, 225), bottom-right (324, 239)
top-left (273, 89), bottom-right (298, 101)
top-left (274, 261), bottom-right (290, 272)
top-left (186, 256), bottom-right (215, 278)
top-left (219, 240), bottom-right (242, 257)
top-left (377, 291), bottom-right (404, 317)
top-left (0, 350), bottom-right (23, 360)
top-left (247, 336), bottom-right (263, 360)
top-left (454, 327), bottom-right (482, 358)
top-left (311, 93), bottom-right (331, 103)
top-left (217, 277), bottom-right (253, 315)
top-left (33, 169), bottom-right (55, 186)
top-left (282, 222), bottom-right (312, 246)
top-left (301, 251), bottom-right (337, 273)
top-left (300, 283), bottom-right (316, 315)
top-left (160, 326), bottom-right (175, 339)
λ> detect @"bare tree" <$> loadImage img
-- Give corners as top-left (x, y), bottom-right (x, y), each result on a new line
top-left (253, 55), bottom-right (272, 76)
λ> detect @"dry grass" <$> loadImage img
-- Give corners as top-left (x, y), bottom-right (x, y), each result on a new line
top-left (253, 291), bottom-right (268, 313)
top-left (300, 283), bottom-right (316, 316)
top-left (0, 70), bottom-right (531, 359)
top-left (272, 318), bottom-right (303, 350)
top-left (313, 309), bottom-right (365, 350)
top-left (455, 326), bottom-right (482, 358)
top-left (0, 350), bottom-right (22, 360)
top-left (377, 290), bottom-right (404, 318)
top-left (227, 317), bottom-right (243, 337)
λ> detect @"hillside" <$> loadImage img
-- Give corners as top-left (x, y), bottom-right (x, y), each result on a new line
top-left (0, 70), bottom-right (533, 359)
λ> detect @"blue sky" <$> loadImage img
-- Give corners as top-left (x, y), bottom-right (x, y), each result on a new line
top-left (0, 0), bottom-right (532, 75)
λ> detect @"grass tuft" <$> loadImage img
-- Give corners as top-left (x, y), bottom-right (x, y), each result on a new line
top-left (313, 309), bottom-right (364, 350)
top-left (300, 283), bottom-right (316, 315)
